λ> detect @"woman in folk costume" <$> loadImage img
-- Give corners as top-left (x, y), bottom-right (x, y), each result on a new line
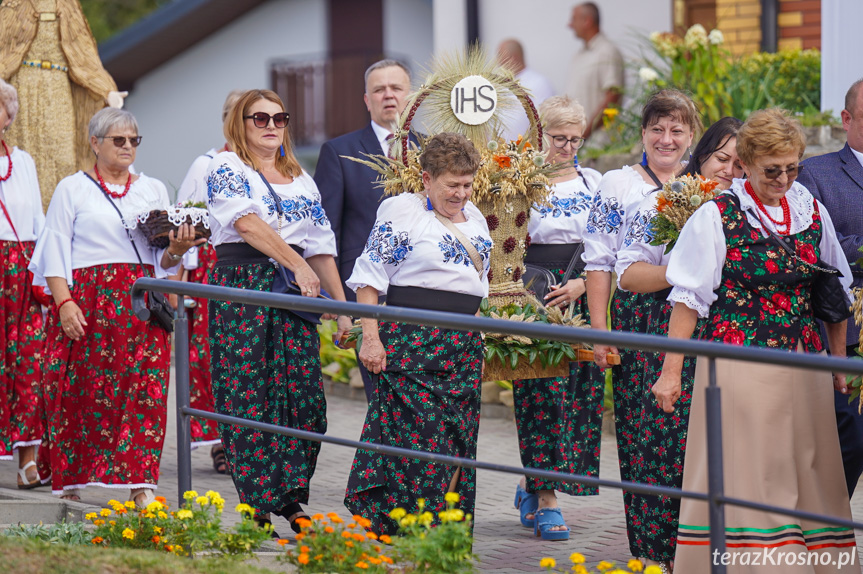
top-left (0, 0), bottom-right (126, 211)
top-left (30, 107), bottom-right (201, 506)
top-left (655, 108), bottom-right (857, 573)
top-left (0, 77), bottom-right (47, 489)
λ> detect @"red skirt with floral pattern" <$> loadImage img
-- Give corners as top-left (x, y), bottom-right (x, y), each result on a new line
top-left (39, 263), bottom-right (170, 494)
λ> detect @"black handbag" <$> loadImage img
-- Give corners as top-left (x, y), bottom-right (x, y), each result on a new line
top-left (85, 173), bottom-right (175, 333)
top-left (523, 243), bottom-right (585, 302)
top-left (766, 229), bottom-right (852, 324)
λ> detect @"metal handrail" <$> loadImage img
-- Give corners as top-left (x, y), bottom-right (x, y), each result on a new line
top-left (131, 277), bottom-right (863, 574)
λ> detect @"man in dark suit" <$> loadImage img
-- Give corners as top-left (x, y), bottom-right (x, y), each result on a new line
top-left (314, 59), bottom-right (412, 401)
top-left (798, 77), bottom-right (863, 496)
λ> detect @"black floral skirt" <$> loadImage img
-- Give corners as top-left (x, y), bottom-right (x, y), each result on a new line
top-left (344, 322), bottom-right (483, 535)
top-left (512, 267), bottom-right (604, 495)
top-left (209, 262), bottom-right (325, 514)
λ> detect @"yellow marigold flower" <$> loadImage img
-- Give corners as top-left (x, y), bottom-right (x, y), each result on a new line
top-left (597, 561), bottom-right (614, 572)
top-left (444, 492), bottom-right (460, 504)
top-left (174, 544), bottom-right (184, 554)
top-left (389, 508), bottom-right (407, 520)
top-left (399, 514), bottom-right (417, 527)
top-left (107, 499), bottom-right (122, 508)
top-left (183, 490), bottom-right (198, 500)
top-left (418, 511), bottom-right (434, 526)
top-left (379, 534), bottom-right (392, 544)
top-left (643, 567), bottom-right (663, 574)
top-left (235, 503), bottom-right (254, 515)
top-left (355, 561), bottom-right (369, 570)
top-left (573, 566), bottom-right (589, 574)
top-left (85, 512), bottom-right (96, 521)
top-left (570, 553), bottom-right (586, 564)
top-left (158, 511), bottom-right (168, 520)
top-left (143, 512), bottom-right (155, 519)
top-left (153, 526), bottom-right (162, 534)
top-left (93, 519), bottom-right (105, 526)
top-left (99, 509), bottom-right (112, 517)
top-left (124, 501), bottom-right (136, 509)
top-left (109, 520), bottom-right (116, 526)
top-left (146, 500), bottom-right (164, 513)
top-left (122, 528), bottom-right (135, 540)
top-left (628, 559), bottom-right (644, 572)
top-left (176, 509), bottom-right (193, 520)
top-left (196, 496), bottom-right (209, 506)
top-left (205, 490), bottom-right (219, 499)
top-left (91, 536), bottom-right (103, 544)
top-left (312, 513), bottom-right (325, 521)
top-left (539, 557), bottom-right (556, 569)
top-left (417, 499), bottom-right (425, 510)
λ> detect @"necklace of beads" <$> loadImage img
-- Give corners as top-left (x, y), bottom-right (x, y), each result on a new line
top-left (94, 163), bottom-right (131, 199)
top-left (0, 141), bottom-right (12, 182)
top-left (745, 180), bottom-right (790, 234)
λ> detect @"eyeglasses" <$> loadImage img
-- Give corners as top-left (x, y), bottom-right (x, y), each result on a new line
top-left (549, 135), bottom-right (586, 150)
top-left (243, 112), bottom-right (290, 128)
top-left (100, 136), bottom-right (142, 147)
top-left (759, 164), bottom-right (802, 180)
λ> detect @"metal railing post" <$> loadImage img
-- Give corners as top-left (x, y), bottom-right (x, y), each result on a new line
top-left (174, 295), bottom-right (193, 500)
top-left (707, 357), bottom-right (727, 574)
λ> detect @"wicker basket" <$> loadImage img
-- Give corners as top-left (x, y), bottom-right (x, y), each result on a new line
top-left (483, 356), bottom-right (569, 381)
top-left (137, 209), bottom-right (211, 249)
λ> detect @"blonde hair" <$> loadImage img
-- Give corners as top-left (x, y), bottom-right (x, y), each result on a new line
top-left (0, 78), bottom-right (19, 126)
top-left (224, 90), bottom-right (301, 178)
top-left (221, 89), bottom-right (245, 123)
top-left (736, 108), bottom-right (806, 166)
top-left (539, 95), bottom-right (587, 133)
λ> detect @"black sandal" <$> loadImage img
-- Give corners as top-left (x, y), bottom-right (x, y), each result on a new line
top-left (210, 445), bottom-right (227, 475)
top-left (274, 502), bottom-right (310, 534)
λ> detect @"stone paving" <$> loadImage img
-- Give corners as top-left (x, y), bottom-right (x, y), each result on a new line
top-left (3, 371), bottom-right (863, 572)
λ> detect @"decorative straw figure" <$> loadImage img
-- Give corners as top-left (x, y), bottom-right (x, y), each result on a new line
top-left (0, 0), bottom-right (126, 211)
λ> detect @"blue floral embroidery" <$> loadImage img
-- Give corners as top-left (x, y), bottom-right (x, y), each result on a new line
top-left (261, 194), bottom-right (330, 226)
top-left (622, 209), bottom-right (658, 247)
top-left (439, 234), bottom-right (493, 268)
top-left (207, 164), bottom-right (251, 203)
top-left (364, 221), bottom-right (412, 265)
top-left (534, 191), bottom-right (592, 219)
top-left (586, 193), bottom-right (624, 234)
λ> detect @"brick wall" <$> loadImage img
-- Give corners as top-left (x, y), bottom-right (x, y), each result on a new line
top-left (778, 0), bottom-right (821, 50)
top-left (715, 0), bottom-right (761, 55)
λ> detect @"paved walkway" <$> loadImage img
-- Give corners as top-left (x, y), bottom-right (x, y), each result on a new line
top-left (3, 370), bottom-right (863, 572)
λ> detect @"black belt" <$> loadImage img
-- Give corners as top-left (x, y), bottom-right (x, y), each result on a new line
top-left (386, 286), bottom-right (481, 315)
top-left (648, 287), bottom-right (673, 302)
top-left (525, 243), bottom-right (583, 271)
top-left (214, 242), bottom-right (303, 267)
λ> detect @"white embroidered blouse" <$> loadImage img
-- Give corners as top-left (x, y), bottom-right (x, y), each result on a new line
top-left (0, 147), bottom-right (44, 242)
top-left (666, 179), bottom-right (853, 317)
top-left (347, 193), bottom-right (492, 298)
top-left (29, 171), bottom-right (177, 288)
top-left (614, 192), bottom-right (665, 290)
top-left (528, 168), bottom-right (602, 245)
top-left (206, 152), bottom-right (336, 257)
top-left (583, 165), bottom-right (659, 272)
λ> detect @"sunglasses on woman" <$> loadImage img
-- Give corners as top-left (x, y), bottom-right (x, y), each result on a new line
top-left (244, 112), bottom-right (290, 129)
top-left (760, 164), bottom-right (801, 180)
top-left (101, 136), bottom-right (142, 147)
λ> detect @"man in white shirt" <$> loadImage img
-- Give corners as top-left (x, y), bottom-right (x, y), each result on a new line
top-left (314, 59), bottom-right (412, 401)
top-left (496, 39), bottom-right (556, 142)
top-left (566, 2), bottom-right (624, 141)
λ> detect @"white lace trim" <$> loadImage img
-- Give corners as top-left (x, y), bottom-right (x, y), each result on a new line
top-left (669, 288), bottom-right (710, 318)
top-left (11, 439), bottom-right (42, 449)
top-left (229, 207), bottom-right (260, 228)
top-left (584, 263), bottom-right (614, 273)
top-left (52, 481), bottom-right (158, 495)
top-left (190, 439), bottom-right (222, 450)
top-left (124, 206), bottom-right (211, 231)
top-left (731, 180), bottom-right (815, 235)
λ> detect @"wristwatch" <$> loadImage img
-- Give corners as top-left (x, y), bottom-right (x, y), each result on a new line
top-left (166, 250), bottom-right (183, 262)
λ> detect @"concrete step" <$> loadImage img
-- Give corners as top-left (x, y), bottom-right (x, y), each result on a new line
top-left (0, 487), bottom-right (99, 525)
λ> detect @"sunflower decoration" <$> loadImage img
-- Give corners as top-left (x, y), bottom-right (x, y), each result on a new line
top-left (649, 174), bottom-right (719, 253)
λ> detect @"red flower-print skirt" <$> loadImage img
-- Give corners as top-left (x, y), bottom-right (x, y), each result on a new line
top-left (39, 264), bottom-right (170, 494)
top-left (0, 240), bottom-right (44, 459)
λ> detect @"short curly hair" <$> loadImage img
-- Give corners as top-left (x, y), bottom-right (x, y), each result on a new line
top-left (736, 108), bottom-right (806, 166)
top-left (419, 132), bottom-right (481, 178)
top-left (0, 78), bottom-right (19, 127)
top-left (539, 95), bottom-right (587, 132)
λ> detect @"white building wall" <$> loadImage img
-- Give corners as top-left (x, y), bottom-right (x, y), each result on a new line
top-left (384, 0), bottom-right (434, 75)
top-left (124, 0), bottom-right (327, 194)
top-left (821, 0), bottom-right (863, 115)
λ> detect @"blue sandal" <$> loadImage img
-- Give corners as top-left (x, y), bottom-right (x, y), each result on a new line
top-left (513, 484), bottom-right (538, 529)
top-left (533, 507), bottom-right (570, 541)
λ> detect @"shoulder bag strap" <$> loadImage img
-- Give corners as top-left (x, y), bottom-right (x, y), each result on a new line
top-left (559, 242), bottom-right (585, 285)
top-left (256, 171), bottom-right (285, 216)
top-left (432, 210), bottom-right (483, 277)
top-left (83, 172), bottom-right (148, 271)
top-left (0, 192), bottom-right (23, 246)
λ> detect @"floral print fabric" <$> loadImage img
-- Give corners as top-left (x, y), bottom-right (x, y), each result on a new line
top-left (512, 266), bottom-right (604, 495)
top-left (209, 262), bottom-right (325, 513)
top-left (0, 240), bottom-right (44, 459)
top-left (40, 264), bottom-right (170, 493)
top-left (186, 244), bottom-right (219, 445)
top-left (708, 193), bottom-right (823, 352)
top-left (345, 322), bottom-right (483, 535)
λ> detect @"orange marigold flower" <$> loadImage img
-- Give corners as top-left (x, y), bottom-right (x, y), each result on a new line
top-left (314, 554), bottom-right (323, 561)
top-left (300, 545), bottom-right (310, 554)
top-left (312, 513), bottom-right (325, 521)
top-left (352, 533), bottom-right (366, 542)
top-left (374, 545), bottom-right (382, 553)
top-left (91, 537), bottom-right (104, 544)
top-left (379, 534), bottom-right (392, 544)
top-left (151, 536), bottom-right (161, 544)
top-left (366, 531), bottom-right (378, 540)
top-left (155, 496), bottom-right (167, 504)
top-left (656, 195), bottom-right (671, 212)
top-left (341, 531), bottom-right (352, 539)
top-left (295, 532), bottom-right (306, 541)
top-left (277, 539), bottom-right (289, 546)
top-left (347, 522), bottom-right (357, 529)
top-left (330, 515), bottom-right (344, 524)
top-left (324, 526), bottom-right (335, 533)
top-left (380, 555), bottom-right (394, 564)
top-left (298, 553), bottom-right (310, 565)
top-left (369, 557), bottom-right (382, 565)
top-left (164, 545), bottom-right (173, 552)
top-left (355, 561), bottom-right (369, 570)
top-left (115, 507), bottom-right (127, 515)
top-left (295, 517), bottom-right (313, 529)
top-left (345, 541), bottom-right (354, 548)
top-left (352, 514), bottom-right (364, 522)
top-left (358, 517), bottom-right (372, 529)
top-left (327, 512), bottom-right (340, 520)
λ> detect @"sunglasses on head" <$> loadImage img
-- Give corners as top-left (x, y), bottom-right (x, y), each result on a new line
top-left (760, 164), bottom-right (801, 180)
top-left (244, 112), bottom-right (290, 128)
top-left (101, 136), bottom-right (142, 147)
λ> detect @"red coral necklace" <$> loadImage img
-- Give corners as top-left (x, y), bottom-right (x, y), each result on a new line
top-left (745, 180), bottom-right (790, 234)
top-left (0, 140), bottom-right (12, 182)
top-left (94, 163), bottom-right (131, 199)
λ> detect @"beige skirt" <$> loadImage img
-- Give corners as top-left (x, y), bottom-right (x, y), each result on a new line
top-left (674, 358), bottom-right (859, 573)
